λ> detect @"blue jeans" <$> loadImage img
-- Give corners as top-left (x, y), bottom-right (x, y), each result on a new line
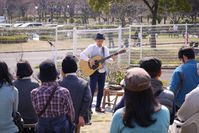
top-left (90, 71), bottom-right (106, 108)
top-left (36, 115), bottom-right (70, 133)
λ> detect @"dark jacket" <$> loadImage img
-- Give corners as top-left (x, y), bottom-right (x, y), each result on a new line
top-left (59, 74), bottom-right (91, 123)
top-left (151, 78), bottom-right (174, 113)
top-left (14, 78), bottom-right (39, 124)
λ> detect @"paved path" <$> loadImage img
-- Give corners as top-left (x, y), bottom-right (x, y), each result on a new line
top-left (0, 50), bottom-right (69, 72)
top-left (0, 50), bottom-right (174, 84)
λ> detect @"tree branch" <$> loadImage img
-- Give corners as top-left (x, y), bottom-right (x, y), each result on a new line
top-left (142, 0), bottom-right (154, 13)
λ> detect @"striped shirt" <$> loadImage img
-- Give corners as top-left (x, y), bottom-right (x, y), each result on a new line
top-left (31, 82), bottom-right (75, 121)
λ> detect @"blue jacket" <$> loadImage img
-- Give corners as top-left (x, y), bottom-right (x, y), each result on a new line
top-left (169, 59), bottom-right (199, 107)
top-left (0, 84), bottom-right (19, 133)
top-left (110, 106), bottom-right (170, 133)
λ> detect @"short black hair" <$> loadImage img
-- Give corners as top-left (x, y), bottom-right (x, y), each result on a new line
top-left (16, 60), bottom-right (33, 79)
top-left (139, 57), bottom-right (162, 78)
top-left (178, 46), bottom-right (195, 59)
top-left (38, 60), bottom-right (58, 82)
top-left (62, 55), bottom-right (78, 74)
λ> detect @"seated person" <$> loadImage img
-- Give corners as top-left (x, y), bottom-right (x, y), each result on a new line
top-left (177, 85), bottom-right (199, 122)
top-left (114, 57), bottom-right (174, 123)
top-left (110, 68), bottom-right (170, 133)
top-left (14, 60), bottom-right (39, 132)
top-left (59, 55), bottom-right (92, 133)
top-left (31, 60), bottom-right (75, 132)
top-left (0, 61), bottom-right (19, 133)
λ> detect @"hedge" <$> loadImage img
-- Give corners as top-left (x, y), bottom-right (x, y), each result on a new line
top-left (39, 35), bottom-right (55, 41)
top-left (0, 34), bottom-right (28, 44)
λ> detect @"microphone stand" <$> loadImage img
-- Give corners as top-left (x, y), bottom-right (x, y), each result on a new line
top-left (47, 40), bottom-right (57, 68)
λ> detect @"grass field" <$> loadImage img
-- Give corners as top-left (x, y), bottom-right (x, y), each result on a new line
top-left (0, 35), bottom-right (196, 52)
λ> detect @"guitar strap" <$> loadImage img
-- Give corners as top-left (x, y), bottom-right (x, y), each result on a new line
top-left (102, 46), bottom-right (105, 57)
top-left (102, 47), bottom-right (106, 66)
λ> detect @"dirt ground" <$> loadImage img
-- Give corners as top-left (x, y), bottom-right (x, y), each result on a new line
top-left (81, 112), bottom-right (112, 133)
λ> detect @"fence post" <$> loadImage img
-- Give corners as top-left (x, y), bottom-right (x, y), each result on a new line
top-left (128, 26), bottom-right (132, 66)
top-left (140, 25), bottom-right (143, 59)
top-left (185, 23), bottom-right (188, 46)
top-left (99, 29), bottom-right (102, 33)
top-left (118, 26), bottom-right (122, 66)
top-left (73, 27), bottom-right (77, 55)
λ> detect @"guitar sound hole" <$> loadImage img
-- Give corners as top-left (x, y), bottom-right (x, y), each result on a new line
top-left (92, 64), bottom-right (99, 69)
top-left (91, 60), bottom-right (99, 69)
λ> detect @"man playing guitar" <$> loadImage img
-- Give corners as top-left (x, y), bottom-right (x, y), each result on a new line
top-left (80, 33), bottom-right (115, 113)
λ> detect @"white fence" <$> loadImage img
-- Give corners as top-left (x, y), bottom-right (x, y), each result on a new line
top-left (55, 23), bottom-right (199, 67)
top-left (0, 23), bottom-right (198, 70)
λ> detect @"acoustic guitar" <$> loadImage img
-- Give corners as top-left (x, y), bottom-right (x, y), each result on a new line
top-left (79, 49), bottom-right (126, 76)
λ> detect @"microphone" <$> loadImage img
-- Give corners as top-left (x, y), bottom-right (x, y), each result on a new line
top-left (47, 40), bottom-right (55, 47)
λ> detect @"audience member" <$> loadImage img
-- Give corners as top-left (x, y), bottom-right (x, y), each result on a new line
top-left (169, 46), bottom-right (199, 110)
top-left (31, 59), bottom-right (75, 133)
top-left (140, 57), bottom-right (174, 112)
top-left (177, 84), bottom-right (199, 122)
top-left (14, 60), bottom-right (39, 133)
top-left (59, 55), bottom-right (92, 133)
top-left (0, 61), bottom-right (19, 133)
top-left (110, 68), bottom-right (170, 133)
top-left (114, 57), bottom-right (174, 123)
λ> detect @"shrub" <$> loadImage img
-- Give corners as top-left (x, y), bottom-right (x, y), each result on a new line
top-left (0, 34), bottom-right (28, 44)
top-left (39, 35), bottom-right (55, 41)
top-left (69, 18), bottom-right (74, 24)
top-left (87, 25), bottom-right (118, 29)
top-left (75, 19), bottom-right (82, 24)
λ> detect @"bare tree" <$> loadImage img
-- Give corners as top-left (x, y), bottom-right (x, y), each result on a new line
top-left (34, 0), bottom-right (48, 21)
top-left (109, 0), bottom-right (147, 26)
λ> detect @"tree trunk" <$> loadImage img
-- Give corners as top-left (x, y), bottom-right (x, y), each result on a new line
top-left (140, 16), bottom-right (143, 23)
top-left (164, 16), bottom-right (167, 24)
top-left (150, 27), bottom-right (156, 48)
top-left (150, 12), bottom-right (157, 48)
top-left (143, 0), bottom-right (159, 48)
top-left (120, 17), bottom-right (126, 27)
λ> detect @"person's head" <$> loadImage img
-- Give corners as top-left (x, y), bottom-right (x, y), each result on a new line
top-left (38, 59), bottom-right (58, 83)
top-left (178, 46), bottom-right (195, 63)
top-left (123, 68), bottom-right (160, 128)
top-left (139, 57), bottom-right (162, 78)
top-left (95, 33), bottom-right (105, 47)
top-left (0, 61), bottom-right (13, 87)
top-left (62, 55), bottom-right (78, 74)
top-left (16, 60), bottom-right (33, 79)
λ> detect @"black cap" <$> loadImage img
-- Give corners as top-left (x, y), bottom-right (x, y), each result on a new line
top-left (95, 33), bottom-right (105, 40)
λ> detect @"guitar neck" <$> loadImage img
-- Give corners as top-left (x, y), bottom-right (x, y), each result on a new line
top-left (99, 53), bottom-right (118, 63)
top-left (97, 49), bottom-right (126, 63)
